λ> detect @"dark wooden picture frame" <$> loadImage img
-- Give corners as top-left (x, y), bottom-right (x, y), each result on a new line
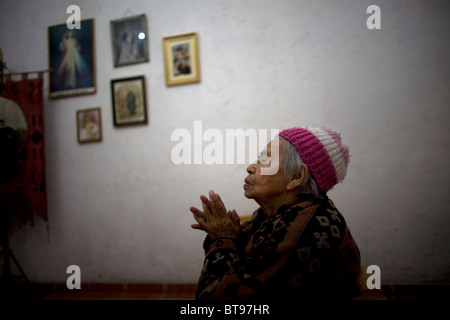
top-left (111, 76), bottom-right (148, 126)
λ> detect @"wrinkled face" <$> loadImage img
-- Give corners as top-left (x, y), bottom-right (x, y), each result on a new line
top-left (243, 138), bottom-right (288, 202)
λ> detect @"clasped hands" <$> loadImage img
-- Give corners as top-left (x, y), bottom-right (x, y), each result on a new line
top-left (190, 190), bottom-right (241, 240)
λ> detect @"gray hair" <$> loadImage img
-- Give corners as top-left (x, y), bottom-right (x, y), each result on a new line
top-left (279, 137), bottom-right (319, 197)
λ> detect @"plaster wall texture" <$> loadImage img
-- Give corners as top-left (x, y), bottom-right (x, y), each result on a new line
top-left (0, 0), bottom-right (449, 284)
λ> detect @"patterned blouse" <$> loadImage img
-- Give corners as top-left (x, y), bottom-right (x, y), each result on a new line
top-left (196, 194), bottom-right (362, 300)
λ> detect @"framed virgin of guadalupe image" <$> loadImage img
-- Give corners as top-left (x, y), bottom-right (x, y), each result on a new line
top-left (110, 14), bottom-right (149, 67)
top-left (48, 19), bottom-right (96, 98)
top-left (163, 33), bottom-right (200, 86)
top-left (111, 76), bottom-right (148, 126)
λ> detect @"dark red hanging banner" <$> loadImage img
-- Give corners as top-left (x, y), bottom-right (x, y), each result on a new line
top-left (0, 74), bottom-right (47, 224)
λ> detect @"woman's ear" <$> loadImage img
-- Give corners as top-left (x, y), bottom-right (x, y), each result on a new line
top-left (286, 163), bottom-right (309, 191)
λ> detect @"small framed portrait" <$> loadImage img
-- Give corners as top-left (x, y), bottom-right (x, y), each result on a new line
top-left (48, 19), bottom-right (96, 98)
top-left (111, 76), bottom-right (148, 126)
top-left (77, 107), bottom-right (102, 143)
top-left (110, 14), bottom-right (149, 67)
top-left (163, 33), bottom-right (200, 86)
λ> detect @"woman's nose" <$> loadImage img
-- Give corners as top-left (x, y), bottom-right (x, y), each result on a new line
top-left (247, 162), bottom-right (256, 174)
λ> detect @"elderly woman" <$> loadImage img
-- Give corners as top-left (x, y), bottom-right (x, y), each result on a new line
top-left (190, 127), bottom-right (361, 300)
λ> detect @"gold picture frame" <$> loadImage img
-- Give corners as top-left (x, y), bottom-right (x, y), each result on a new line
top-left (163, 33), bottom-right (200, 86)
top-left (77, 107), bottom-right (102, 143)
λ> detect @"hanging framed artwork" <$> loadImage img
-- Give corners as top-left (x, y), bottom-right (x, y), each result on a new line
top-left (110, 14), bottom-right (149, 67)
top-left (163, 33), bottom-right (200, 86)
top-left (77, 107), bottom-right (102, 143)
top-left (48, 19), bottom-right (96, 98)
top-left (111, 75), bottom-right (148, 126)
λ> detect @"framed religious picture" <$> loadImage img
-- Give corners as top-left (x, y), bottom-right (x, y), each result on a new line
top-left (111, 76), bottom-right (148, 126)
top-left (77, 107), bottom-right (102, 143)
top-left (163, 33), bottom-right (200, 86)
top-left (110, 14), bottom-right (149, 67)
top-left (48, 19), bottom-right (96, 98)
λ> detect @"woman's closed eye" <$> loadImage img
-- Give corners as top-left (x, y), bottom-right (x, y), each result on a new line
top-left (258, 152), bottom-right (271, 165)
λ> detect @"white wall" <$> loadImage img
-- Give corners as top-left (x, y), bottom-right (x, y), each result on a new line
top-left (1, 0), bottom-right (449, 285)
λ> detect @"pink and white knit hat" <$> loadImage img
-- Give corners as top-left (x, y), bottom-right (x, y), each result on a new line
top-left (279, 127), bottom-right (350, 193)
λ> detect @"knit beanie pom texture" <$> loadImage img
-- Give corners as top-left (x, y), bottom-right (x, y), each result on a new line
top-left (279, 127), bottom-right (350, 193)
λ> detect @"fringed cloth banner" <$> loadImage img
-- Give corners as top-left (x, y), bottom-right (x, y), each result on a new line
top-left (0, 73), bottom-right (47, 225)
